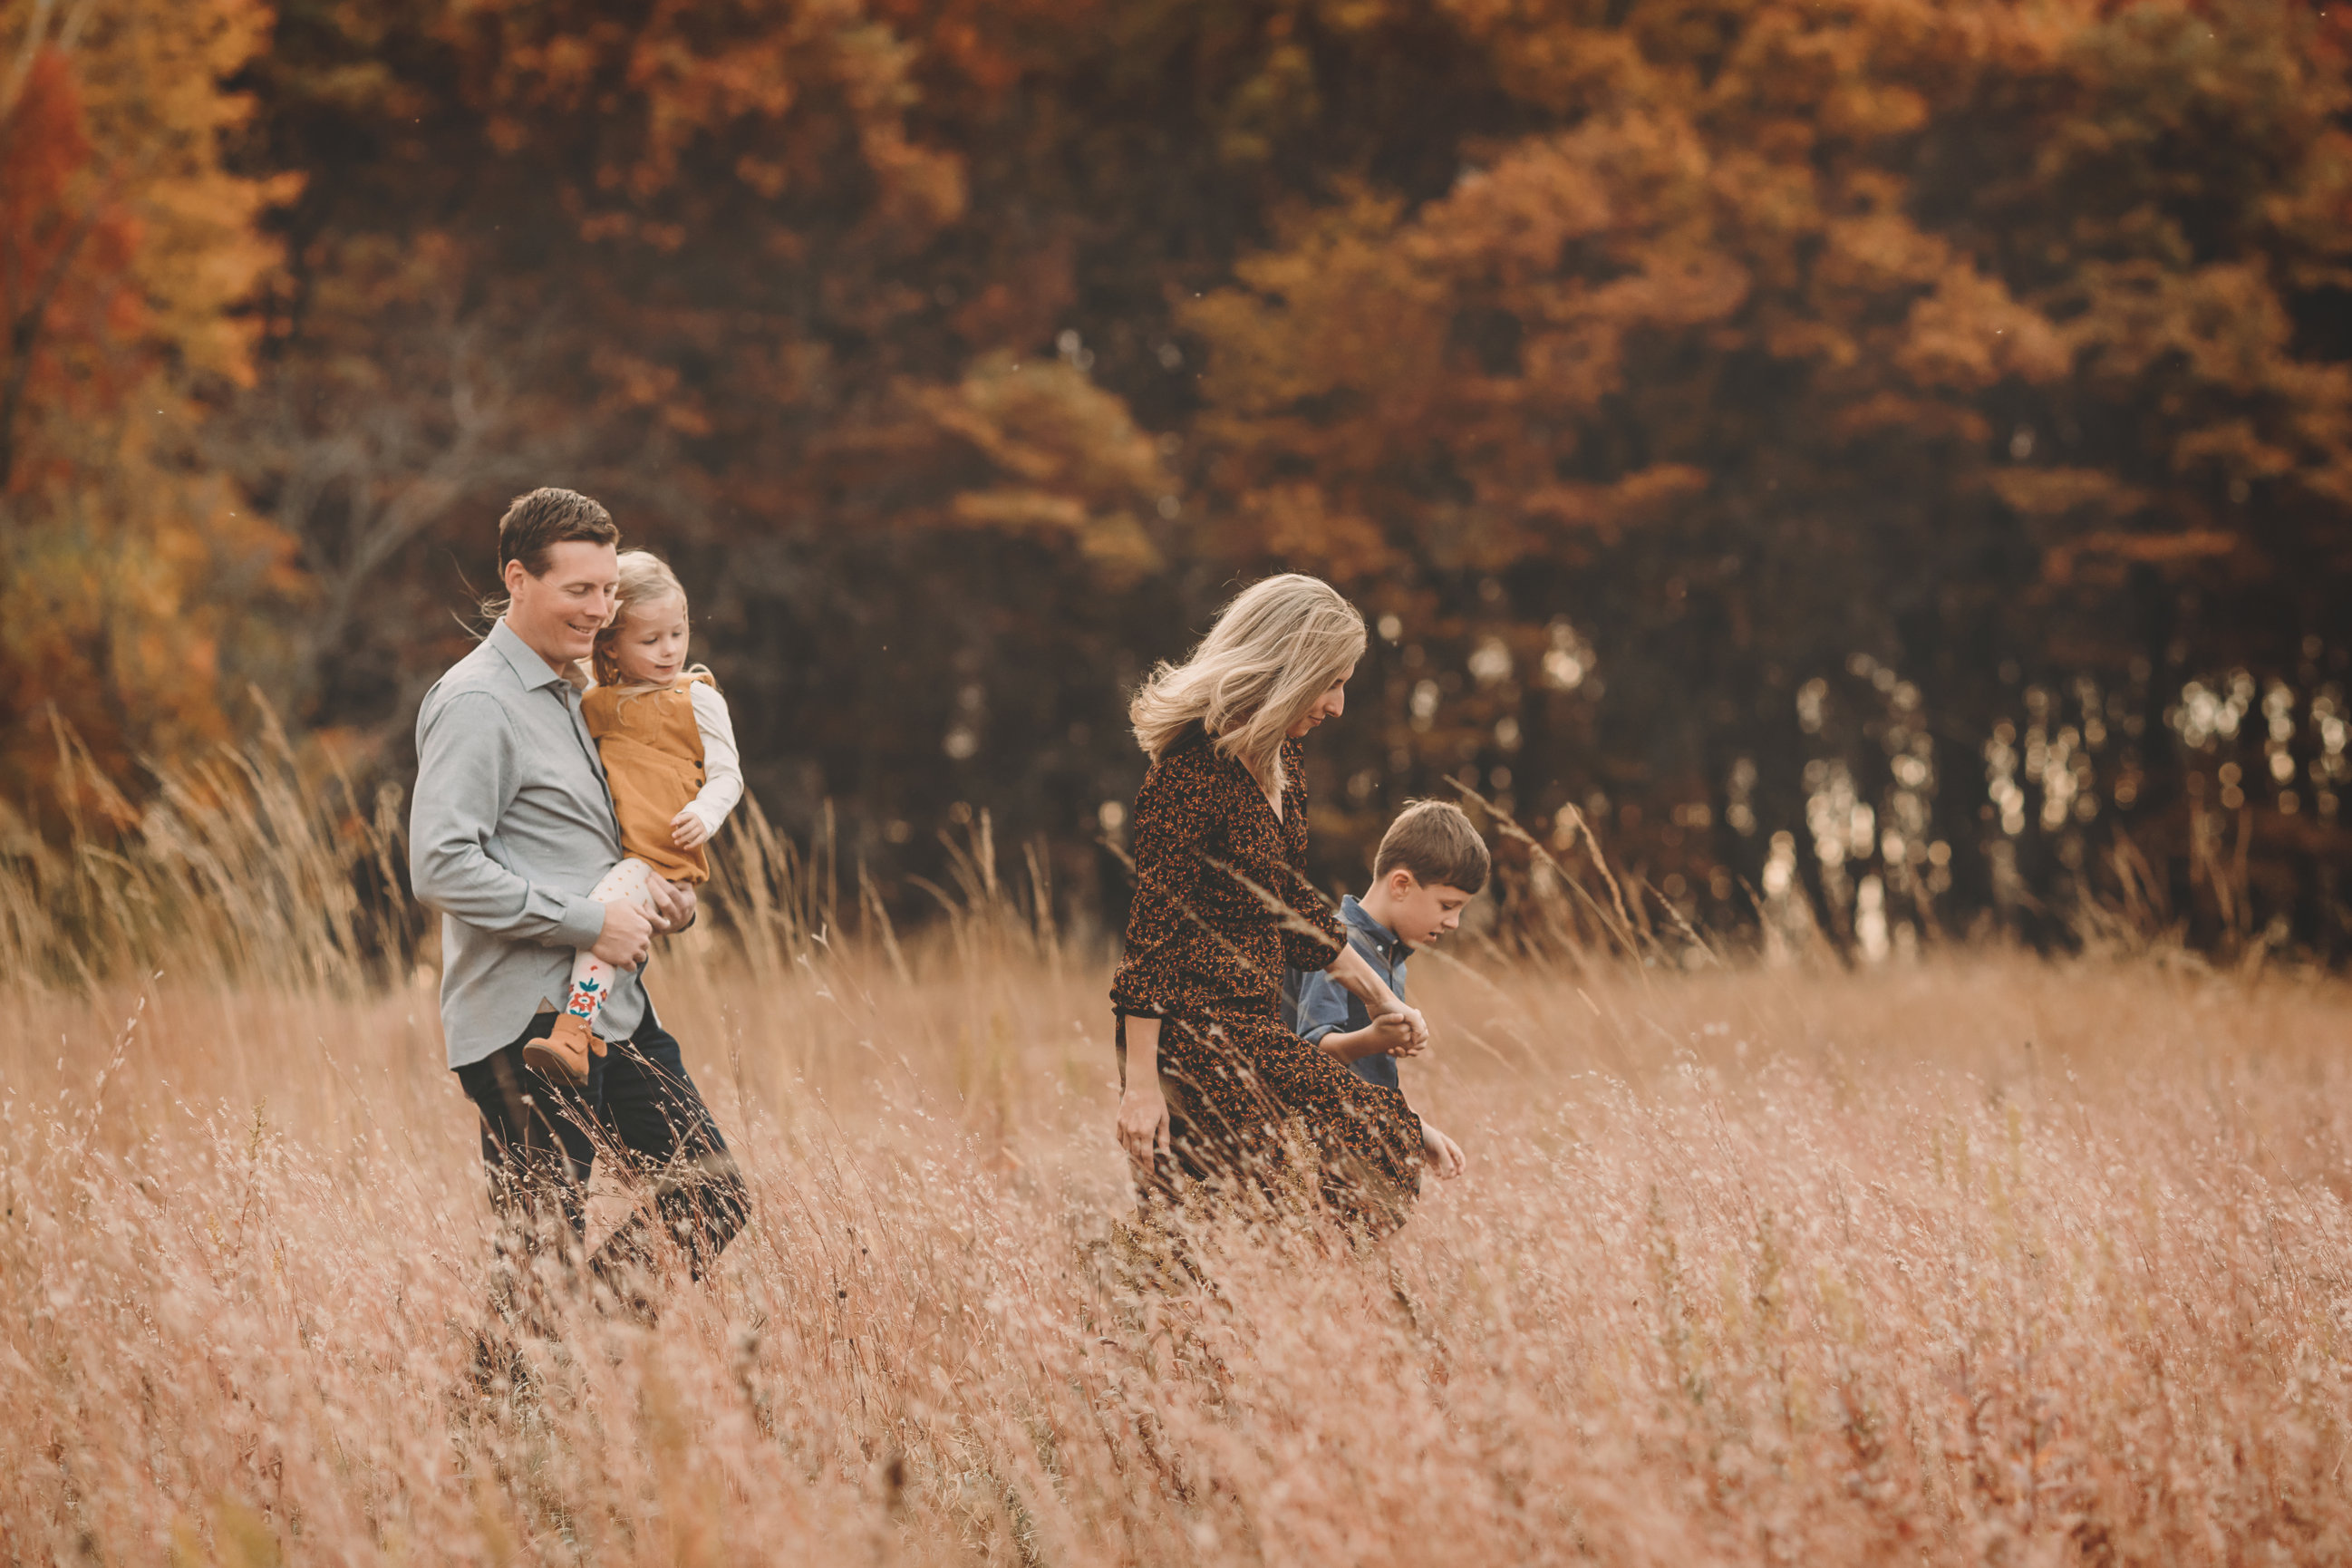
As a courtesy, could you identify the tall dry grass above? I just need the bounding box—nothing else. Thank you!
[5,734,2352,1564]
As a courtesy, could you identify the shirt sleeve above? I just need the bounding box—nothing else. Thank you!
[1292,958,1357,1045]
[1108,747,1214,1017]
[682,682,745,836]
[410,690,608,950]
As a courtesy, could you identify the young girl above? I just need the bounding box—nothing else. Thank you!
[524,550,743,1082]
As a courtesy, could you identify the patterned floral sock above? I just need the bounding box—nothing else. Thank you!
[561,858,658,1033]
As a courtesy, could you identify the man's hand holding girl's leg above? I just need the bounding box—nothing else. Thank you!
[644,874,696,934]
[592,897,655,968]
[588,866,695,967]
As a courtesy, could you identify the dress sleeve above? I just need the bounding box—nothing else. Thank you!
[1276,739,1345,972]
[1108,747,1214,1017]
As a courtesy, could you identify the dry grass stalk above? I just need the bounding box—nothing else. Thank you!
[5,740,2352,1563]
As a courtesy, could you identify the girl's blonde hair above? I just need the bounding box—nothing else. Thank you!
[1129,574,1366,791]
[591,549,705,688]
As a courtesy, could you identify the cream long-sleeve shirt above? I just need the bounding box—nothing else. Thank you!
[678,681,744,837]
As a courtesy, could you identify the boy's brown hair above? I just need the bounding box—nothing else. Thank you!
[498,487,617,576]
[1373,799,1490,895]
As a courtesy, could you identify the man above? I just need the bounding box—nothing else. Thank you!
[410,487,747,1330]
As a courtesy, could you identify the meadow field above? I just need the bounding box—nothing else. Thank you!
[5,769,2352,1566]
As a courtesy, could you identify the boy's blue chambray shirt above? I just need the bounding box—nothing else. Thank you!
[410,617,648,1068]
[1284,895,1411,1091]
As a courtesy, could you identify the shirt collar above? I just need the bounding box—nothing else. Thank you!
[489,617,587,693]
[1340,894,1412,963]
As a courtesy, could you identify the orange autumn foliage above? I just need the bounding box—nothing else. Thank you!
[1191,0,2352,603]
[1,0,301,817]
[1173,0,2352,941]
[6,0,2352,948]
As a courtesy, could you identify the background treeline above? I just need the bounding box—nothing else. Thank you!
[7,0,2352,962]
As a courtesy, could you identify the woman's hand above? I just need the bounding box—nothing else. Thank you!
[1327,946,1430,1053]
[1378,1006,1429,1056]
[1419,1118,1466,1180]
[1118,1080,1170,1166]
[1346,1009,1420,1058]
[1323,1010,1417,1063]
[1117,1013,1171,1167]
[671,808,712,849]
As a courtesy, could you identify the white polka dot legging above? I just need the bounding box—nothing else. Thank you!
[562,857,660,1028]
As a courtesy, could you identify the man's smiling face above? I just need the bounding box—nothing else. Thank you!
[505,540,620,671]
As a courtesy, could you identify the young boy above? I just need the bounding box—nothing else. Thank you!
[1287,799,1489,1178]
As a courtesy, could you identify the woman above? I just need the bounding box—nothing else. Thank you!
[1111,575,1447,1238]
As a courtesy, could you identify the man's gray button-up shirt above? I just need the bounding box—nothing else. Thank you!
[410,617,647,1067]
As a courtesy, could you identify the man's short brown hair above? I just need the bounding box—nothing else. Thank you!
[498,488,617,576]
[1373,799,1489,895]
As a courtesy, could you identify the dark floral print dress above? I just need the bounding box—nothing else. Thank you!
[1112,725,1424,1235]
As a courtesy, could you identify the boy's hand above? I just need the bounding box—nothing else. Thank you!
[1366,1009,1424,1058]
[671,808,711,850]
[1376,1005,1430,1056]
[1419,1119,1466,1180]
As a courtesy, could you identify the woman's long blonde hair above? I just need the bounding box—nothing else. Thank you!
[591,549,710,689]
[1129,574,1366,792]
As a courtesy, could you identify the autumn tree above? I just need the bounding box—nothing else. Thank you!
[0,0,300,816]
[13,0,2350,952]
[1183,0,2352,948]
[224,0,1192,857]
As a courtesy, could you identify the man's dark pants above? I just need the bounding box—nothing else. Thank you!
[454,1007,748,1305]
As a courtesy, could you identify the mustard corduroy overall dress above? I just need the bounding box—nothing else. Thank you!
[583,673,714,885]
